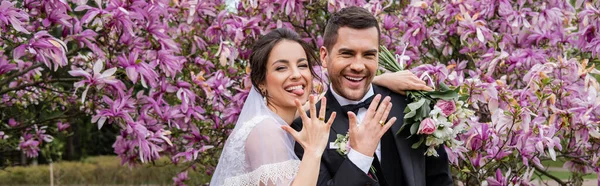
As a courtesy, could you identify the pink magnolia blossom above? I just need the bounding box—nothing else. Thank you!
[13,31,68,71]
[0,1,30,34]
[68,60,120,104]
[173,171,188,186]
[18,138,40,158]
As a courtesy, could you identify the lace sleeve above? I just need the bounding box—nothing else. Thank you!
[223,118,300,186]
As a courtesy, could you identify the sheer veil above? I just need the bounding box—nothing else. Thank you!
[210,87,300,186]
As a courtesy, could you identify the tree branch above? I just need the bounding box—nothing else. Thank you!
[0,78,79,95]
[0,63,45,87]
[533,164,567,186]
[1,115,76,132]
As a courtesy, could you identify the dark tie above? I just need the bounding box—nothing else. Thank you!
[341,95,375,114]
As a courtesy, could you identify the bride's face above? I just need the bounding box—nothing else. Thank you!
[262,40,313,110]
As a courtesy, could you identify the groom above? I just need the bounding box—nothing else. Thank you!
[292,6,453,186]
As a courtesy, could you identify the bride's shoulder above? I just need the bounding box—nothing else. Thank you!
[248,116,284,131]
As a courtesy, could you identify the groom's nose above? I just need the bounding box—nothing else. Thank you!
[348,61,366,73]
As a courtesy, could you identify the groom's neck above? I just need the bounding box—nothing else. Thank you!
[329,83,374,104]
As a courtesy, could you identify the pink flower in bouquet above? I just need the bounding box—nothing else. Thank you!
[435,100,457,117]
[418,118,437,135]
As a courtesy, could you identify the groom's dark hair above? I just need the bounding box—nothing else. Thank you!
[322,6,381,52]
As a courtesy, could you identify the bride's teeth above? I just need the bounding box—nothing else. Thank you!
[285,85,303,91]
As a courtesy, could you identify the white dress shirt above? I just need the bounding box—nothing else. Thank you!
[330,84,381,174]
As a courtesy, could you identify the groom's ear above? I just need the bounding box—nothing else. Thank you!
[319,46,329,68]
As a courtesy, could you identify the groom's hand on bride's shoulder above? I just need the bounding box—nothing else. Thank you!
[373,70,433,95]
[347,94,397,156]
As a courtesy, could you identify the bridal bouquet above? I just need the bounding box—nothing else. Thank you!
[379,45,474,157]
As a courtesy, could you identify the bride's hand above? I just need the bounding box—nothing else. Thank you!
[373,70,433,95]
[283,95,336,157]
[296,91,327,117]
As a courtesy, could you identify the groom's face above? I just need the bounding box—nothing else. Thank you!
[321,27,379,101]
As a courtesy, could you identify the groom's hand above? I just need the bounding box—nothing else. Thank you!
[347,94,397,156]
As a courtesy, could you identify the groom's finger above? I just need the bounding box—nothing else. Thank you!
[380,117,397,136]
[380,103,393,124]
[348,112,357,131]
[372,96,391,126]
[366,94,382,119]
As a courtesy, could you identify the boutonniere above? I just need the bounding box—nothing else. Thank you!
[333,133,350,156]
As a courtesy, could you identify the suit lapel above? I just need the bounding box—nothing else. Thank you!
[325,90,349,135]
[373,85,421,186]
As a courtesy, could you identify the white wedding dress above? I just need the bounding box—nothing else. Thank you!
[210,87,300,186]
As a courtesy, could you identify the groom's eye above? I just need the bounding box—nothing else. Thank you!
[341,53,353,57]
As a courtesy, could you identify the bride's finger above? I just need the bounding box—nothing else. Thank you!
[309,95,317,120]
[294,99,309,122]
[319,97,327,121]
[281,125,300,141]
[326,112,337,128]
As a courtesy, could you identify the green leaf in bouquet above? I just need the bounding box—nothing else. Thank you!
[437,82,452,92]
[419,100,432,119]
[428,89,459,100]
[412,137,425,149]
[405,109,417,119]
[408,98,426,111]
[410,122,419,135]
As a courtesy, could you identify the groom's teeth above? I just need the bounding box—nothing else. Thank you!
[345,76,364,81]
[285,85,303,91]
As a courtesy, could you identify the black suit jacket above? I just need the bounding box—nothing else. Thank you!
[292,85,453,186]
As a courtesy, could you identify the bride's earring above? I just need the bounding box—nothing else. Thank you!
[260,88,268,103]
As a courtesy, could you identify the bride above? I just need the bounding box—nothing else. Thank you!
[210,28,431,186]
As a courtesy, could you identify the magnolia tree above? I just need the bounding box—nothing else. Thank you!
[1,0,600,185]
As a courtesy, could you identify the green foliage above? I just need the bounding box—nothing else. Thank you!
[0,156,210,185]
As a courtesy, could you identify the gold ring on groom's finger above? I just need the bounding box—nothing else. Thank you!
[318,117,325,121]
[379,120,385,126]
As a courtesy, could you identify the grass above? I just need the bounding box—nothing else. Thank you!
[0,156,211,185]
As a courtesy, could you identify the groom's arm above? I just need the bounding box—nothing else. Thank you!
[425,144,454,186]
[291,119,378,186]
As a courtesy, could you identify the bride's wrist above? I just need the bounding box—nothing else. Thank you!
[303,148,323,159]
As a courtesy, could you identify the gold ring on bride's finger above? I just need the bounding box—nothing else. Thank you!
[379,120,385,126]
[318,117,325,121]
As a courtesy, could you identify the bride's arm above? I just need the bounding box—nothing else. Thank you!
[373,70,433,95]
[246,108,331,186]
[290,147,322,186]
[282,96,336,186]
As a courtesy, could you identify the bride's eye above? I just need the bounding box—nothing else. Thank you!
[298,62,309,69]
[276,66,287,71]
